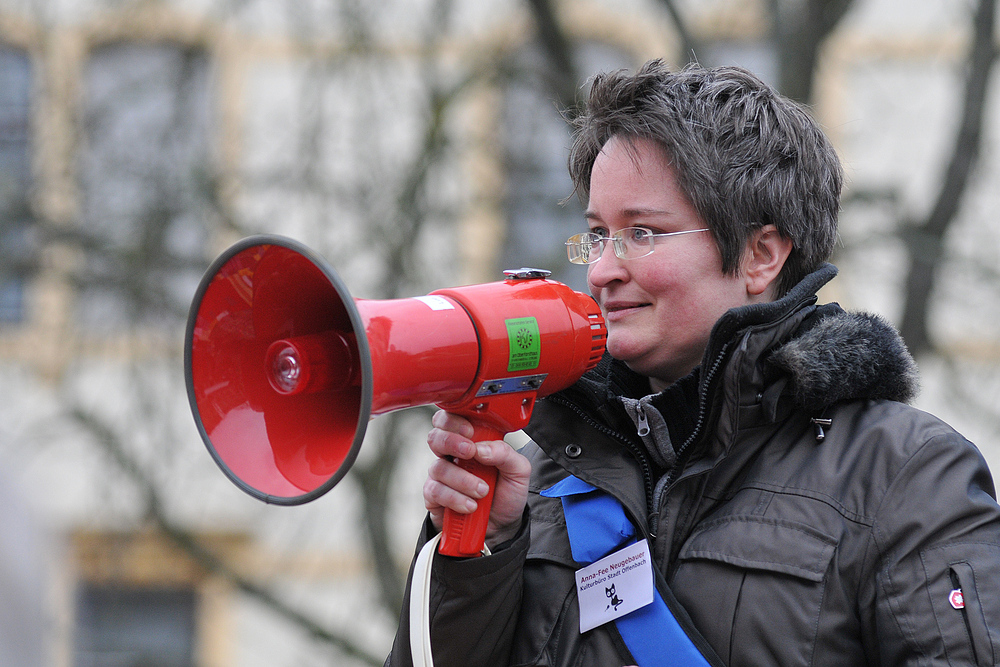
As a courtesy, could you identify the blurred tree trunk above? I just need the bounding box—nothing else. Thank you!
[897,0,997,356]
[770,0,857,104]
[524,0,581,115]
[656,0,856,103]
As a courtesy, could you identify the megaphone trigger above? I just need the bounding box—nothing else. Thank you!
[441,448,499,558]
[185,235,607,557]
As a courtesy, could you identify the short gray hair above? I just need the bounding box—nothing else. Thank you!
[568,60,842,297]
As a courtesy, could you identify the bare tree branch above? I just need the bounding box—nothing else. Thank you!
[346,0,485,616]
[68,406,385,667]
[352,408,434,615]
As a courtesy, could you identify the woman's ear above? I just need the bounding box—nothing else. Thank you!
[744,225,793,298]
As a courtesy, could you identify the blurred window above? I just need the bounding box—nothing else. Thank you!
[74,584,196,667]
[76,42,212,332]
[0,46,33,324]
[499,44,633,293]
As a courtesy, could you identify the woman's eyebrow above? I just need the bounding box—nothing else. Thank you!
[584,207,672,220]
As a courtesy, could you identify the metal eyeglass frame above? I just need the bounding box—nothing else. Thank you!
[565,227,710,264]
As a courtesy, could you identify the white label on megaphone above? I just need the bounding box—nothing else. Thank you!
[415,295,455,311]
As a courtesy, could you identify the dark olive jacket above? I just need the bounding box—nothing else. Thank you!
[387,265,1000,666]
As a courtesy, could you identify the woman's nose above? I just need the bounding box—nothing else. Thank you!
[587,244,629,289]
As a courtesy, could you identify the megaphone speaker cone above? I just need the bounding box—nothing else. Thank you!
[185,236,372,504]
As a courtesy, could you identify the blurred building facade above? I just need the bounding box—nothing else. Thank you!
[0,0,997,665]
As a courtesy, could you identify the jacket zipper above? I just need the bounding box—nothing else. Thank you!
[635,404,651,436]
[654,296,817,553]
[548,394,657,523]
[549,341,733,542]
[654,340,732,538]
[549,336,735,544]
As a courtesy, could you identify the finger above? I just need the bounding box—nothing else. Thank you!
[426,424,476,460]
[423,465,485,516]
[424,477,477,515]
[430,409,475,438]
[427,457,490,504]
[473,439,531,481]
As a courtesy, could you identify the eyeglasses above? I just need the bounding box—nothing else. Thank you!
[565,227,711,264]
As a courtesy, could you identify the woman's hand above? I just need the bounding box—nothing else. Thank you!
[423,410,531,549]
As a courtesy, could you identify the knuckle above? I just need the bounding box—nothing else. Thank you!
[426,427,444,447]
[427,459,448,480]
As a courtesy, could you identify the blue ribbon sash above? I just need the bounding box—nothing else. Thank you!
[541,476,717,667]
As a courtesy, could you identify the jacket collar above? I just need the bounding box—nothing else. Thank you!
[527,264,921,515]
[575,262,918,413]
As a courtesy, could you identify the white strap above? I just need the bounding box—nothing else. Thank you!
[409,532,441,667]
[408,533,492,666]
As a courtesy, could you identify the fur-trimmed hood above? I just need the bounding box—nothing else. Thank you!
[704,262,920,414]
[769,308,920,412]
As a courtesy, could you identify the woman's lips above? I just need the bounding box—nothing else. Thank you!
[602,301,649,322]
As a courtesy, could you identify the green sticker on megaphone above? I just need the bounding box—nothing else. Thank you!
[506,317,541,371]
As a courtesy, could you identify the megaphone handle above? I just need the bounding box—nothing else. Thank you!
[438,423,504,558]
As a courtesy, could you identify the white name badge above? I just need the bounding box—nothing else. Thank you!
[575,539,655,633]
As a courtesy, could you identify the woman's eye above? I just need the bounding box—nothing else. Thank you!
[629,228,651,241]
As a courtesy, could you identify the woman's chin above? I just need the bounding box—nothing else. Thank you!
[605,341,686,387]
[605,340,650,372]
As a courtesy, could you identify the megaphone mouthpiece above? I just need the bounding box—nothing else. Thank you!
[265,332,358,396]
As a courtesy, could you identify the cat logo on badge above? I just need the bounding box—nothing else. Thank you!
[606,584,624,612]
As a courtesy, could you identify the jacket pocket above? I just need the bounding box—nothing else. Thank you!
[672,515,837,665]
[679,515,836,581]
[513,492,624,667]
[921,543,999,666]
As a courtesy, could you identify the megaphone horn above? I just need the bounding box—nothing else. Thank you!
[185,235,607,557]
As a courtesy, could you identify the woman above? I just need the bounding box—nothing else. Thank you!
[387,61,1000,667]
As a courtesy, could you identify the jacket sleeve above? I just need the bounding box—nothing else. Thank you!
[865,426,1000,666]
[385,512,529,667]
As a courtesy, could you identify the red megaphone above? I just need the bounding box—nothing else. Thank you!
[185,235,606,557]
